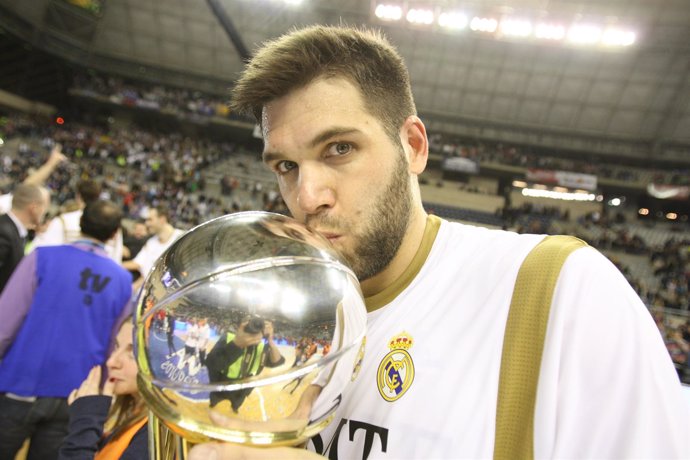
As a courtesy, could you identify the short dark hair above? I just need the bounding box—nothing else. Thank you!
[80,200,123,242]
[230,25,416,141]
[151,204,170,222]
[77,179,102,205]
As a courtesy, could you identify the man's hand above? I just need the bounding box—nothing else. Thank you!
[48,144,67,166]
[263,321,275,342]
[67,366,115,405]
[188,443,325,460]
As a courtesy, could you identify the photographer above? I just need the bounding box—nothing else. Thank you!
[205,316,285,412]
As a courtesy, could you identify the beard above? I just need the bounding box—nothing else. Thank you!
[307,151,412,281]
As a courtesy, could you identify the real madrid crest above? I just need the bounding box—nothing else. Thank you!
[377,332,415,402]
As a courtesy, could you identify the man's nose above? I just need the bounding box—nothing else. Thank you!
[295,164,335,216]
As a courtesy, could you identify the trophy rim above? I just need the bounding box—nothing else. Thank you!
[137,255,360,324]
[137,373,340,446]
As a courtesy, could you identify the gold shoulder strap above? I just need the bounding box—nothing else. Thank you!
[494,235,587,460]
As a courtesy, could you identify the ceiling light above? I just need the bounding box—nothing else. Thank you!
[500,18,532,37]
[521,188,596,201]
[470,16,498,33]
[438,11,468,30]
[602,28,636,47]
[535,23,566,40]
[568,24,602,44]
[407,8,435,25]
[375,3,403,21]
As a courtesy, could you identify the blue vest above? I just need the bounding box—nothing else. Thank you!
[0,245,132,397]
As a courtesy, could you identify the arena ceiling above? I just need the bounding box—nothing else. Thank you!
[1,0,689,161]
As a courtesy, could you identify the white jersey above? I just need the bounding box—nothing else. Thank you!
[0,194,12,214]
[309,216,689,459]
[185,324,201,348]
[133,228,185,277]
[32,209,124,263]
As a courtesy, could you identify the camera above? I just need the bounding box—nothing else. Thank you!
[243,317,265,335]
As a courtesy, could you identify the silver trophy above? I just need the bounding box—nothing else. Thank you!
[133,211,367,457]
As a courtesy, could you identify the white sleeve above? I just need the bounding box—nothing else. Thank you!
[31,216,65,248]
[0,194,12,214]
[535,246,690,459]
[106,228,124,263]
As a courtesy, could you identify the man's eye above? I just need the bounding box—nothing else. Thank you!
[329,143,352,156]
[276,161,297,174]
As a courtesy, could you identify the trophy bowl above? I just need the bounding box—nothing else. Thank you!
[133,211,367,447]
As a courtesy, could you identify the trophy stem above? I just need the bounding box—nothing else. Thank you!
[148,411,186,460]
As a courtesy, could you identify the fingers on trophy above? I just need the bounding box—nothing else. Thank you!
[134,211,367,458]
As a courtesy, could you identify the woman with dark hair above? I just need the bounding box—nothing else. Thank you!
[58,318,147,459]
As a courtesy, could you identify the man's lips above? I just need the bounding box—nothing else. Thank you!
[319,232,341,243]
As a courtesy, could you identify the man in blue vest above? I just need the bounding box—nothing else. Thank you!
[206,316,285,412]
[0,200,133,460]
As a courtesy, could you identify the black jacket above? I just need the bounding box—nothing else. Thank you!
[58,396,148,460]
[0,213,25,294]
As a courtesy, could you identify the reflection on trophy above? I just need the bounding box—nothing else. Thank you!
[133,211,367,458]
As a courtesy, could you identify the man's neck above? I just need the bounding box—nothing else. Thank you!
[76,234,107,247]
[359,207,428,298]
[157,224,176,243]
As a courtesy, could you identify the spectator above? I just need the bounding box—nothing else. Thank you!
[0,200,133,459]
[58,318,147,459]
[0,144,66,214]
[122,219,149,282]
[122,204,185,280]
[0,183,50,293]
[33,179,125,263]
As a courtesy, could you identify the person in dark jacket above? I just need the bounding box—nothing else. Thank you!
[0,183,50,293]
[206,316,285,412]
[59,318,148,460]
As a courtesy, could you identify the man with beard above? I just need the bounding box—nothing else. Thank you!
[189,26,689,460]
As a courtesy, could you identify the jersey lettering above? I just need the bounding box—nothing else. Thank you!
[79,268,112,293]
[311,418,389,460]
[79,267,112,305]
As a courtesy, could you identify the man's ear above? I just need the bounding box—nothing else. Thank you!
[401,116,428,175]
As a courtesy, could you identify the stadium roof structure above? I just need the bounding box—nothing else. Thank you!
[0,0,689,162]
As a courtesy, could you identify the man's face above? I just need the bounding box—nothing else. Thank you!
[29,191,50,229]
[145,210,163,235]
[133,222,148,238]
[261,78,413,281]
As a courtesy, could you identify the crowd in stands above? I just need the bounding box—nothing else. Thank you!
[503,203,690,378]
[2,82,689,385]
[1,113,286,229]
[71,70,690,187]
[429,132,690,186]
[71,71,247,123]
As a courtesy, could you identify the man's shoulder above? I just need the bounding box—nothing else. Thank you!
[437,219,545,251]
[58,209,83,226]
[0,213,14,229]
[0,217,20,242]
